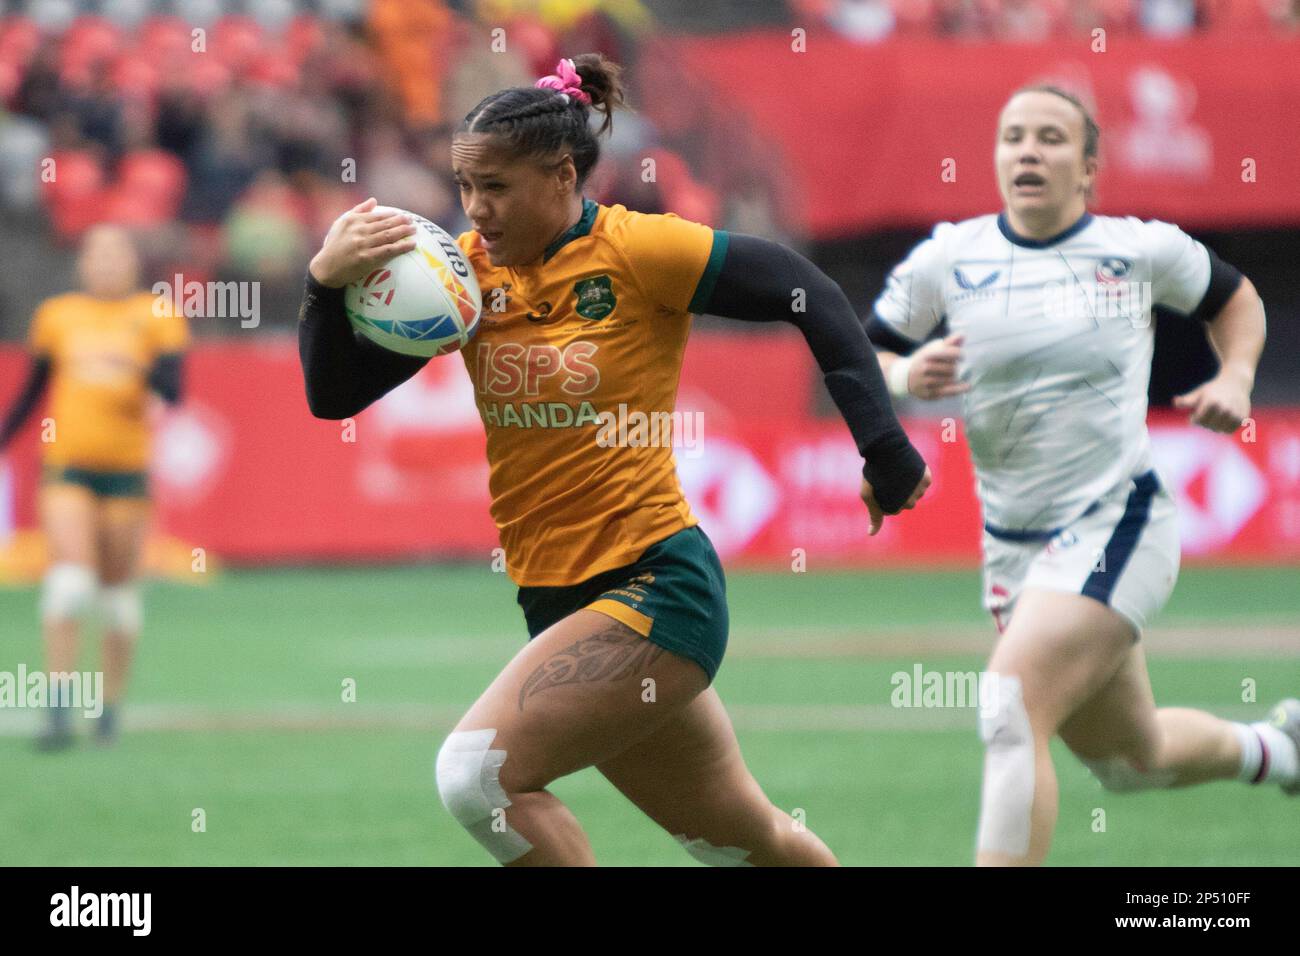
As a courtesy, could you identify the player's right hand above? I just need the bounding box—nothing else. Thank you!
[905,333,970,399]
[308,197,418,289]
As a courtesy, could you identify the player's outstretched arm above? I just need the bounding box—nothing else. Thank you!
[701,233,931,531]
[0,356,50,451]
[1173,276,1266,434]
[298,198,427,420]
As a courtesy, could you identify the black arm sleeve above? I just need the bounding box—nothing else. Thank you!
[864,311,926,356]
[1188,247,1245,324]
[0,356,51,451]
[297,273,430,419]
[700,233,926,513]
[147,353,184,405]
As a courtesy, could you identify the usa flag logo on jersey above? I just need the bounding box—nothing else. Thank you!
[1096,257,1132,283]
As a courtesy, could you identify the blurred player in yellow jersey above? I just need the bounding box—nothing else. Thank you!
[0,225,188,751]
[300,55,930,865]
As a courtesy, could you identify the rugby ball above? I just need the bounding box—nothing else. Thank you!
[344,208,482,358]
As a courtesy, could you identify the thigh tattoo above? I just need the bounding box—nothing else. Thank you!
[518,620,664,712]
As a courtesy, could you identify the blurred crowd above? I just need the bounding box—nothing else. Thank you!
[0,0,733,332]
[0,0,1295,334]
[801,0,1300,42]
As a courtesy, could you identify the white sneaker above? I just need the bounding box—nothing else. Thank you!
[1265,698,1300,796]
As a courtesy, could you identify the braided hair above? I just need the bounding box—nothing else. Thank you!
[457,53,627,189]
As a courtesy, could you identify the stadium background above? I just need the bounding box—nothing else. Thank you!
[0,0,1297,865]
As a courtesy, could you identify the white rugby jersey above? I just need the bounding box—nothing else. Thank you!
[872,212,1215,533]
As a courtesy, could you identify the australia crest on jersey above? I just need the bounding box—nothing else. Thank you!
[573,275,616,320]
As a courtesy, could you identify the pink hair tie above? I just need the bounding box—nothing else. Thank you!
[535,57,591,105]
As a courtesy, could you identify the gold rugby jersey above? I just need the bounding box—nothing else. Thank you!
[456,200,728,586]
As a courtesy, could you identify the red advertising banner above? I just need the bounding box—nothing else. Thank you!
[3,339,1299,566]
[643,34,1300,238]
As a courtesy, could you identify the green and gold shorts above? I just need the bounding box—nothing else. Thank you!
[43,465,149,499]
[516,525,729,681]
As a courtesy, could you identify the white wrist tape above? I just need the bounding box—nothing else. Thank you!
[887,355,913,399]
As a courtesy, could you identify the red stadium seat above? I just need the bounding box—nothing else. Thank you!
[284,15,325,65]
[211,15,265,74]
[42,149,103,203]
[0,58,20,103]
[42,149,106,240]
[0,15,42,68]
[57,57,96,94]
[59,16,126,85]
[111,50,161,100]
[138,15,192,60]
[100,180,171,227]
[61,16,122,65]
[247,48,299,90]
[117,150,188,214]
[183,56,233,98]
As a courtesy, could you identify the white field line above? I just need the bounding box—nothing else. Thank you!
[0,701,1270,737]
[1,625,1289,737]
[330,623,1300,666]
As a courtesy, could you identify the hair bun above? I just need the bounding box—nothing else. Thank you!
[567,53,627,134]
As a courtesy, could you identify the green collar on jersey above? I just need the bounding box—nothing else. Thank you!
[542,198,599,263]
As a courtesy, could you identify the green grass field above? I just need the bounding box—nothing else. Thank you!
[1,565,1296,866]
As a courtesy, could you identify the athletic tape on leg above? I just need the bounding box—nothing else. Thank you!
[100,585,143,635]
[435,729,532,864]
[976,672,1034,857]
[674,834,754,867]
[40,563,97,622]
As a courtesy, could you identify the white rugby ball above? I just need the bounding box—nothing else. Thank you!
[344,208,482,358]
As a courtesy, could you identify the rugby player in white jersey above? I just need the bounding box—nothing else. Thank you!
[866,85,1297,866]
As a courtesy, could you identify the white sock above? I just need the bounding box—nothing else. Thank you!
[1232,723,1263,782]
[1233,722,1299,785]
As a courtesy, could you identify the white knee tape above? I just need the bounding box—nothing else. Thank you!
[976,673,1035,857]
[100,585,143,635]
[40,563,97,622]
[1083,757,1174,793]
[674,834,754,867]
[435,729,533,864]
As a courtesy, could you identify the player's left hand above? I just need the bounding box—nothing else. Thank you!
[860,466,932,536]
[1173,372,1252,434]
